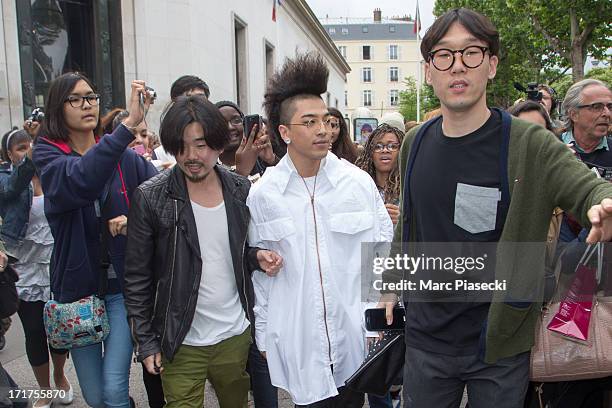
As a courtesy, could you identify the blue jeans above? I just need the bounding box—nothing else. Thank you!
[367,392,392,407]
[71,293,133,408]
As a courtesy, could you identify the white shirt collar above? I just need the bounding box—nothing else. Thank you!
[274,151,343,194]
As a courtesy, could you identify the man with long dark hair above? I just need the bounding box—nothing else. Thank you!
[123,95,281,408]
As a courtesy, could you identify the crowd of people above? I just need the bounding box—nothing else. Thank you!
[1,6,611,408]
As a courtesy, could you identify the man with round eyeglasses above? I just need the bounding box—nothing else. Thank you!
[378,8,612,408]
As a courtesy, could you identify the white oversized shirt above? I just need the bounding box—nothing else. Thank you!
[247,152,393,405]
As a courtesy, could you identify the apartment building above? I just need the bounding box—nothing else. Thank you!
[322,8,421,124]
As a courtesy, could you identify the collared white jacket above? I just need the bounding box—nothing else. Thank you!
[247,152,393,405]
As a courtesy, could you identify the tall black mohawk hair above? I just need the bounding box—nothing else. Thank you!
[263,52,329,143]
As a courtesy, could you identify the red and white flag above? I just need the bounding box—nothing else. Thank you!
[272,0,276,22]
[272,0,282,22]
[414,0,421,34]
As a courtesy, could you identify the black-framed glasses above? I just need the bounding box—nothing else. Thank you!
[373,142,400,153]
[284,118,336,130]
[577,102,612,114]
[64,94,100,108]
[428,46,489,71]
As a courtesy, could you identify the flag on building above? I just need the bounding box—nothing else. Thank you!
[414,0,421,34]
[272,0,281,22]
[272,0,276,22]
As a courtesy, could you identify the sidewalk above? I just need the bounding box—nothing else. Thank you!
[3,315,473,407]
[0,315,295,407]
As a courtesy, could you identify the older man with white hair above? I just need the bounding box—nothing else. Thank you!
[561,79,612,176]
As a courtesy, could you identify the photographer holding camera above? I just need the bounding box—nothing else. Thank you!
[32,73,157,408]
[514,82,559,126]
[23,108,45,138]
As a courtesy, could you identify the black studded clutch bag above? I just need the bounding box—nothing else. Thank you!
[346,331,406,396]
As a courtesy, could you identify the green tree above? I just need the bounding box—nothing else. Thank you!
[399,76,440,121]
[511,0,612,82]
[550,67,610,106]
[399,77,419,121]
[421,82,440,115]
[585,67,612,85]
[552,74,574,104]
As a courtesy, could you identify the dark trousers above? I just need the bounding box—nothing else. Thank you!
[247,343,278,408]
[403,346,530,408]
[17,300,68,366]
[141,363,165,408]
[295,386,364,408]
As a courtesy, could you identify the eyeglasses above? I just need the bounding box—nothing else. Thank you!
[577,102,612,114]
[64,94,100,108]
[284,118,336,130]
[428,46,489,71]
[373,142,400,153]
[229,117,243,126]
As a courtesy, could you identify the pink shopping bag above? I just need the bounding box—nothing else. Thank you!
[547,244,600,341]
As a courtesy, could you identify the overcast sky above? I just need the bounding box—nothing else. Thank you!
[306,0,436,32]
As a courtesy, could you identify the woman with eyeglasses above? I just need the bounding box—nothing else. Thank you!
[32,73,157,408]
[355,123,406,407]
[327,107,358,163]
[356,123,404,225]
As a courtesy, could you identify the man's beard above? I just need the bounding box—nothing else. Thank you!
[184,172,209,183]
[181,161,211,183]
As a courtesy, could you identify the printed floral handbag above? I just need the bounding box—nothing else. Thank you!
[44,295,110,349]
[43,194,113,350]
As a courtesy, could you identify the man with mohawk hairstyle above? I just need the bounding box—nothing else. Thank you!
[246,52,393,407]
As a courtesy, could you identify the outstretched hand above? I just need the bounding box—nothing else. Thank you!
[586,198,612,243]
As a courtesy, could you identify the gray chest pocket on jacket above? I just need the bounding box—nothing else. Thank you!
[454,183,501,234]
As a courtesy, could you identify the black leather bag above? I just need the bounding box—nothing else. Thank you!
[0,264,19,319]
[346,331,406,396]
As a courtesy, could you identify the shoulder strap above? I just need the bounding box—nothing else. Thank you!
[401,116,442,243]
[496,108,512,223]
[97,180,114,298]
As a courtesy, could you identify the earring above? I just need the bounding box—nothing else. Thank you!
[284,139,291,144]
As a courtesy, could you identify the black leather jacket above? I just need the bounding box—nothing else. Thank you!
[124,165,259,362]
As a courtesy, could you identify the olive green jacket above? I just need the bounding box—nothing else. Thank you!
[391,116,612,363]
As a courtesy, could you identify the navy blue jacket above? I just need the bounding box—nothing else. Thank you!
[0,157,36,248]
[33,125,157,303]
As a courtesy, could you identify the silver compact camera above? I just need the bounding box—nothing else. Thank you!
[140,86,157,106]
